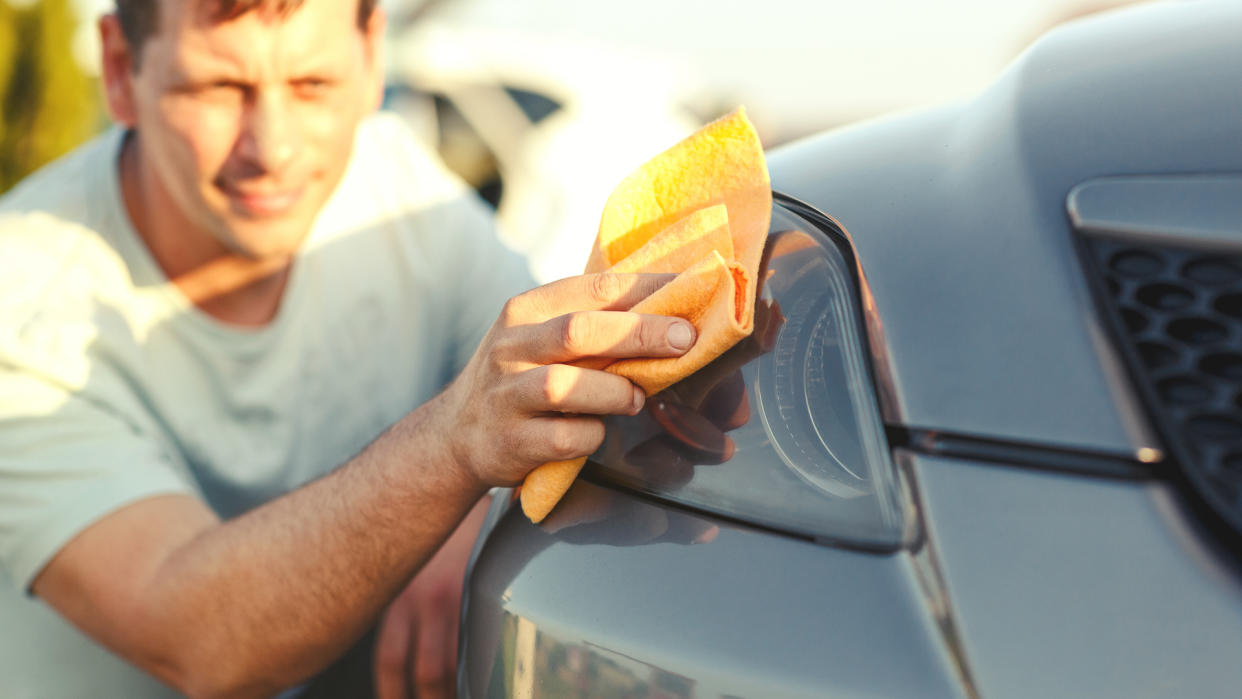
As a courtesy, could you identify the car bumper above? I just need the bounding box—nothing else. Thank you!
[461,452,1242,698]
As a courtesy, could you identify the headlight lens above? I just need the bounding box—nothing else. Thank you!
[583,198,911,550]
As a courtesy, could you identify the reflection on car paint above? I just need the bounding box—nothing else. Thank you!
[490,615,696,699]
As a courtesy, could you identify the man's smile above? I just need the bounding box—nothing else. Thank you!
[217,180,306,217]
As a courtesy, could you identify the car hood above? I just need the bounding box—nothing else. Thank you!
[768,1,1242,456]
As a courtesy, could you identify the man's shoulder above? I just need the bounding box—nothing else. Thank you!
[1,129,119,221]
[0,128,126,267]
[0,130,134,334]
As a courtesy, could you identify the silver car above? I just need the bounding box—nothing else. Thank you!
[458,3,1242,697]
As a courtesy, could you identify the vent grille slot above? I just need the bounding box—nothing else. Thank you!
[1083,236,1242,536]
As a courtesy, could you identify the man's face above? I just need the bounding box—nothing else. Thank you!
[110,0,383,261]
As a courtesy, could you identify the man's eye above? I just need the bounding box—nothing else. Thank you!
[190,81,245,100]
[293,79,333,98]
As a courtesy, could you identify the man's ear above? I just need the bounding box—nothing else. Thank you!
[362,6,387,113]
[98,13,139,127]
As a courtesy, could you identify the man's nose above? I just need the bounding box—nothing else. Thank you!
[238,90,299,173]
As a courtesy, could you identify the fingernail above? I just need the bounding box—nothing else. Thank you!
[632,385,645,414]
[667,322,694,350]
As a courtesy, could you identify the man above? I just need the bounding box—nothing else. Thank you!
[0,0,696,696]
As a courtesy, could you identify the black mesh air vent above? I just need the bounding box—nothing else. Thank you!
[1082,237,1242,537]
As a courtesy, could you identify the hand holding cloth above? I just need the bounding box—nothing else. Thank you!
[519,108,772,522]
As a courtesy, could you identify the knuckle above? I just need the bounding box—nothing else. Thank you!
[491,331,531,366]
[545,364,578,406]
[499,298,517,324]
[587,273,620,302]
[583,418,606,450]
[491,333,516,361]
[538,365,561,405]
[635,317,659,352]
[559,312,590,355]
[548,422,582,459]
[499,296,525,326]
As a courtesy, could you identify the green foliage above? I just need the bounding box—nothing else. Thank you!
[0,0,103,193]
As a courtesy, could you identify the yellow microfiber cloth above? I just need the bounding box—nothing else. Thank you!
[520,108,772,523]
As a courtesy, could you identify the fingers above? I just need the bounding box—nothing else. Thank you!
[373,595,412,699]
[504,273,678,323]
[449,273,693,487]
[517,416,606,465]
[512,364,645,416]
[502,311,695,365]
[412,601,455,699]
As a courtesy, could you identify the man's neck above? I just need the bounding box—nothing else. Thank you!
[118,133,292,328]
[166,255,292,327]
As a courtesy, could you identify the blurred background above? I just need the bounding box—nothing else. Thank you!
[2,0,1148,280]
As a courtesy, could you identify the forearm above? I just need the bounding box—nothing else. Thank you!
[128,397,485,696]
[37,273,694,698]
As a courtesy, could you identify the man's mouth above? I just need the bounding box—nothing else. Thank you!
[218,182,306,217]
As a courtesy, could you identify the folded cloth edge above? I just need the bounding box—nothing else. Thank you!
[520,250,747,522]
[520,108,770,524]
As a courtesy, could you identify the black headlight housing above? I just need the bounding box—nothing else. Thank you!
[582,194,913,551]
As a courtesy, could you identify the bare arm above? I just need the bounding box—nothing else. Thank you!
[32,273,692,698]
[36,394,483,698]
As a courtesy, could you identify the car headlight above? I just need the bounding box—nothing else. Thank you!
[583,195,913,550]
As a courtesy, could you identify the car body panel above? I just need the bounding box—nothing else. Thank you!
[912,452,1242,698]
[768,1,1242,456]
[463,482,966,698]
[460,3,1242,697]
[464,449,1242,698]
[1067,176,1242,252]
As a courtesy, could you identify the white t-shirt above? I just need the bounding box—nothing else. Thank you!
[0,113,534,696]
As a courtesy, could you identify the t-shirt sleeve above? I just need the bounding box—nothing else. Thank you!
[0,366,192,592]
[449,196,537,376]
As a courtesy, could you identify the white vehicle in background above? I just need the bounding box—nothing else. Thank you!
[385,21,702,282]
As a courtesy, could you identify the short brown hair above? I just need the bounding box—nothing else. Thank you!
[115,0,378,57]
